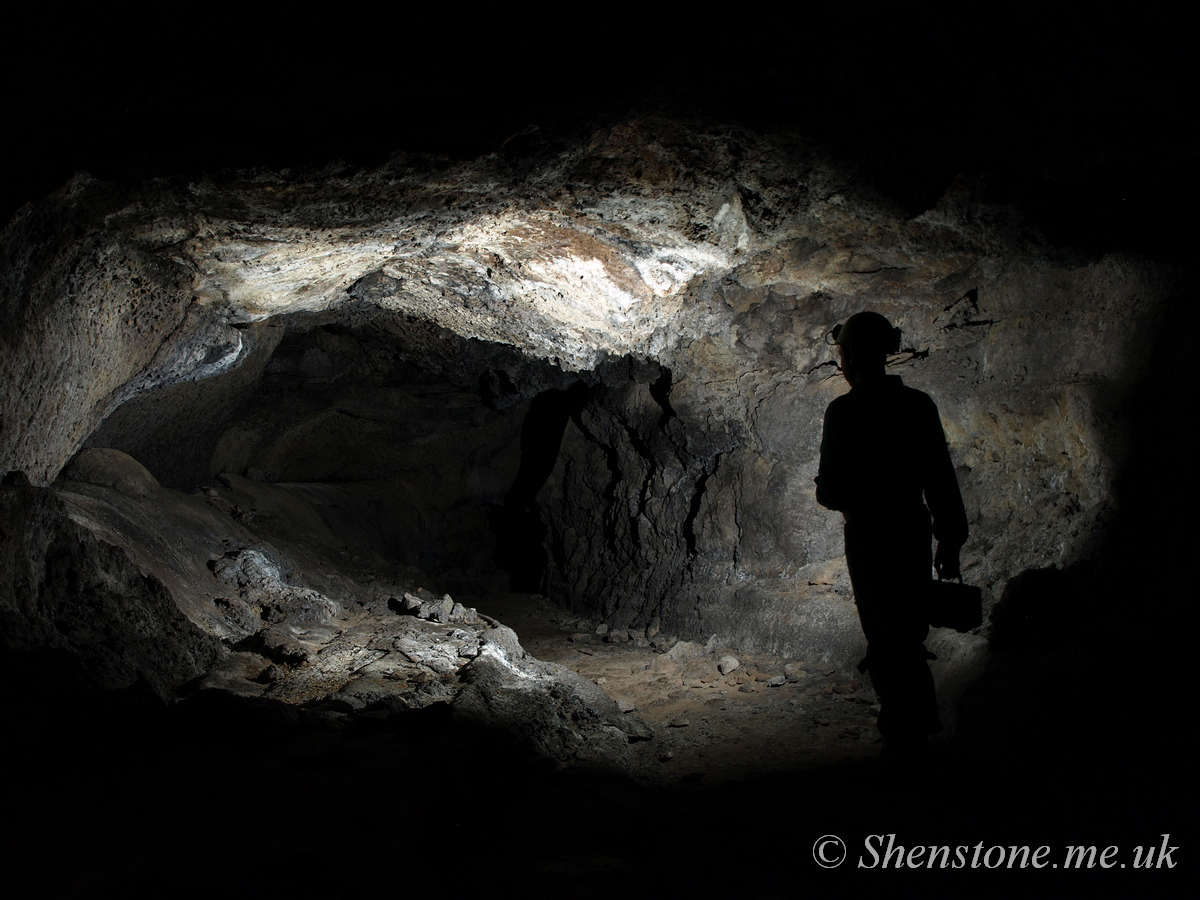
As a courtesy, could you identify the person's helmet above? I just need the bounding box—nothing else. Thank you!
[829,311,901,356]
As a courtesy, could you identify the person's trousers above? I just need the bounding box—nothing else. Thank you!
[844,517,941,742]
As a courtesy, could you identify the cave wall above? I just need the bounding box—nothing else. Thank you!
[0,477,225,696]
[0,177,198,485]
[0,113,1187,676]
[535,225,1172,661]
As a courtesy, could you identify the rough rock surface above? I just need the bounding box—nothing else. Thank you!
[3,115,1182,676]
[0,480,224,697]
[0,449,652,772]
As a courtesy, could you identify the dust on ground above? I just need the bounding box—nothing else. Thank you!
[475,592,883,782]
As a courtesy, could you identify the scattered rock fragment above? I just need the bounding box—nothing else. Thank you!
[783,663,806,682]
[717,655,739,675]
[398,591,479,624]
[400,593,422,614]
[664,640,705,661]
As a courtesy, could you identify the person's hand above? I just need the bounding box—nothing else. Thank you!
[934,542,961,580]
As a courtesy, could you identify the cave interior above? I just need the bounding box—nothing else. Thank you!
[1,13,1193,894]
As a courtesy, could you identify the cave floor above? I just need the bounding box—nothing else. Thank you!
[473,592,883,785]
[8,589,1178,897]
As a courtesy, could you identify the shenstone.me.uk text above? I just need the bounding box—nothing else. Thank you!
[856,834,1178,869]
[811,834,1179,869]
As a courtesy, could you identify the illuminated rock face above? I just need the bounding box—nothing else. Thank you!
[0,112,1184,689]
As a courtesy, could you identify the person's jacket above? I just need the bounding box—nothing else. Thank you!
[815,375,968,547]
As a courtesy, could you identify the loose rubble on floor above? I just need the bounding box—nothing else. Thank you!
[191,545,880,782]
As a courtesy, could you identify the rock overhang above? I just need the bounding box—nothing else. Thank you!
[142,144,776,374]
[185,208,736,370]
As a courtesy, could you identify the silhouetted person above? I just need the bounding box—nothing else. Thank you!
[815,311,968,762]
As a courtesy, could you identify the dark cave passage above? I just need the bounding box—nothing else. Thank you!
[82,318,593,589]
[491,381,590,592]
